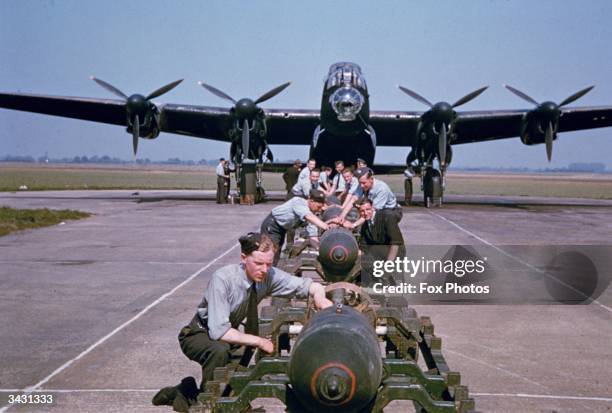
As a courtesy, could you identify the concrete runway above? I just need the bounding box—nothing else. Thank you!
[0,190,611,413]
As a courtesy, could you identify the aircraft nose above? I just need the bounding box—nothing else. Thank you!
[329,86,364,121]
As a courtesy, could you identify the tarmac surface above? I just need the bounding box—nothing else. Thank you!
[0,190,611,413]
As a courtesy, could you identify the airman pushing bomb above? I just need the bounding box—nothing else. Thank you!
[152,232,332,412]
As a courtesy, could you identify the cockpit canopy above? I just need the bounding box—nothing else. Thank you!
[326,62,367,90]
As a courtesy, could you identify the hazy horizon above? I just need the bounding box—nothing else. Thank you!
[1,1,611,169]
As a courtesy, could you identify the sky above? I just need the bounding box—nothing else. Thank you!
[1,0,612,168]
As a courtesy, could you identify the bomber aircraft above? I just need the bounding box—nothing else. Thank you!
[1,61,612,206]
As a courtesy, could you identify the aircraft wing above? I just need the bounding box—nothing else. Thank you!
[0,92,127,126]
[161,105,320,144]
[368,111,422,146]
[264,109,321,145]
[2,92,612,147]
[158,103,232,141]
[369,107,612,146]
[454,107,612,144]
[0,92,237,141]
[0,91,321,144]
[367,110,536,146]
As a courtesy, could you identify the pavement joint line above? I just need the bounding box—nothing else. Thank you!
[443,349,548,390]
[470,392,612,402]
[428,210,612,314]
[0,242,239,413]
[0,389,609,403]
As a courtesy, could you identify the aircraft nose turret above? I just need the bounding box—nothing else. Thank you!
[329,86,364,121]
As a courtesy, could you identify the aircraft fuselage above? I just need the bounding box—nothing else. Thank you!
[311,62,376,167]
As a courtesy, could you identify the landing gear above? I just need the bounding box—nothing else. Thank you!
[255,164,266,203]
[404,178,413,206]
[236,160,266,204]
[232,154,267,204]
[423,167,443,208]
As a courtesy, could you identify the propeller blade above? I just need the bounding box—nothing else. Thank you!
[452,86,489,108]
[398,86,433,108]
[438,124,447,166]
[559,85,595,107]
[198,81,237,104]
[242,119,250,158]
[132,114,140,155]
[146,79,183,100]
[545,122,553,162]
[503,84,539,106]
[90,76,128,100]
[254,82,292,105]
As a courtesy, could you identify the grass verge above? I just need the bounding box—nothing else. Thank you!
[1,164,611,199]
[0,206,91,237]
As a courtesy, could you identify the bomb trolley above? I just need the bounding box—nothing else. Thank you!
[192,228,478,413]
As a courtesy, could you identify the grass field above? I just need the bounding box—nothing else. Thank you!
[1,163,612,199]
[0,206,90,236]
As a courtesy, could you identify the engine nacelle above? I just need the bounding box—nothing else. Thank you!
[126,105,161,139]
[288,305,382,413]
[519,111,558,146]
[130,126,160,140]
[520,128,557,146]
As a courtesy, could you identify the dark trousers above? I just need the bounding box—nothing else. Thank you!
[216,176,227,203]
[178,316,232,389]
[389,206,403,222]
[260,213,286,265]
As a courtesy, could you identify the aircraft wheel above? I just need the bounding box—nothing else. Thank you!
[404,178,413,206]
[255,186,266,203]
[423,168,442,208]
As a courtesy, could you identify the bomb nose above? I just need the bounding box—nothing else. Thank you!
[318,370,350,403]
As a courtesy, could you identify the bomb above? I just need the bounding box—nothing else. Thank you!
[317,227,359,282]
[287,305,382,413]
[321,205,359,222]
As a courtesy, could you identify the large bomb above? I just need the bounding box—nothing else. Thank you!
[321,205,359,222]
[287,305,382,413]
[317,227,359,282]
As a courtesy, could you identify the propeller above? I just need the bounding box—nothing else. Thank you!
[438,123,447,168]
[198,82,236,104]
[133,115,140,155]
[198,81,291,159]
[398,85,488,165]
[242,119,249,160]
[503,84,594,161]
[91,77,183,155]
[545,122,553,162]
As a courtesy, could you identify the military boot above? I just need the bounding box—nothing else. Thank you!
[152,385,178,406]
[152,376,199,410]
[172,376,199,413]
